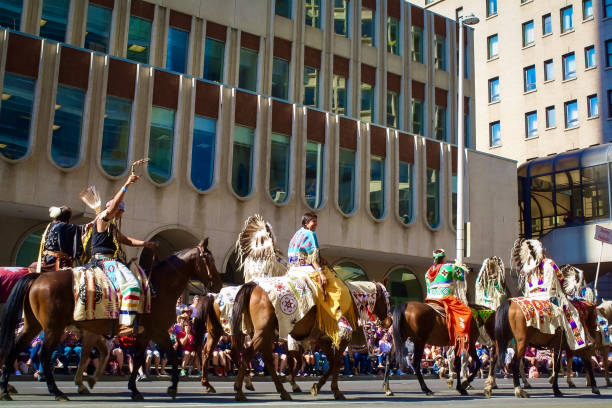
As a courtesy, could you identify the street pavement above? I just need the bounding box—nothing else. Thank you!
[2,376,611,407]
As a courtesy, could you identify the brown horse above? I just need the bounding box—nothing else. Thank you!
[229,281,390,401]
[391,301,481,396]
[0,238,222,401]
[494,299,600,398]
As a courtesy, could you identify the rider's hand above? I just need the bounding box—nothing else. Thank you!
[126,174,139,185]
[144,241,158,249]
[319,272,328,287]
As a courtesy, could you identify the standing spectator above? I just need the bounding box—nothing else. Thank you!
[189,295,201,319]
[504,347,515,378]
[176,295,186,316]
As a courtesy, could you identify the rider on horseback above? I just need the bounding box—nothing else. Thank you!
[91,174,157,336]
[36,206,88,272]
[425,249,472,354]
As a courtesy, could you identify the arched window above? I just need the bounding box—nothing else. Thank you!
[338,117,357,214]
[398,132,415,224]
[305,140,324,209]
[369,126,387,219]
[269,100,293,204]
[386,267,422,305]
[426,141,441,228]
[15,228,44,267]
[333,261,368,282]
[191,115,216,190]
[232,125,255,197]
[51,84,85,168]
[148,106,176,183]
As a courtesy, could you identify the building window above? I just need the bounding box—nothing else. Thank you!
[544,59,554,81]
[609,90,612,118]
[305,140,324,209]
[561,5,574,32]
[582,165,611,222]
[562,52,576,80]
[232,125,255,197]
[303,66,319,107]
[606,40,612,67]
[488,77,500,102]
[15,228,45,266]
[0,73,36,160]
[332,74,347,115]
[451,173,458,228]
[127,16,152,64]
[275,0,292,19]
[487,0,497,17]
[583,0,593,19]
[522,20,534,46]
[85,2,112,53]
[338,147,356,214]
[524,65,536,92]
[605,0,612,18]
[434,35,446,70]
[370,155,385,219]
[587,94,599,117]
[361,5,375,46]
[386,268,422,304]
[148,106,176,184]
[305,0,321,29]
[542,13,552,35]
[0,0,22,30]
[203,38,225,83]
[40,0,69,42]
[239,47,258,92]
[387,90,399,128]
[166,27,189,74]
[426,168,440,228]
[334,0,349,37]
[101,95,132,176]
[564,100,578,128]
[269,133,290,203]
[412,98,424,135]
[585,45,596,68]
[489,121,500,147]
[434,105,446,141]
[272,57,289,100]
[191,115,216,191]
[360,82,374,123]
[546,105,556,128]
[387,16,400,55]
[398,161,412,224]
[51,85,85,168]
[412,26,424,63]
[333,262,368,282]
[525,111,538,138]
[487,34,498,59]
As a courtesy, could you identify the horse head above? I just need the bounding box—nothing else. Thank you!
[374,282,392,329]
[181,238,222,293]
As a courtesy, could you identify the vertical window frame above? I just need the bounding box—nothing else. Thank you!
[546,105,556,128]
[396,132,416,226]
[564,99,579,128]
[488,77,500,103]
[489,121,501,147]
[587,94,599,118]
[561,5,574,33]
[367,125,388,221]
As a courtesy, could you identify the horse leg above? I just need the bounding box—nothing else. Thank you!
[413,342,433,396]
[200,326,221,393]
[234,343,255,401]
[88,334,110,391]
[564,349,576,388]
[153,331,179,399]
[0,324,39,400]
[446,346,456,388]
[520,359,532,388]
[454,352,468,395]
[551,343,563,397]
[382,351,393,396]
[127,340,147,400]
[484,344,497,398]
[286,350,302,393]
[74,333,93,394]
[329,341,348,400]
[512,340,529,398]
[312,341,334,396]
[580,349,600,395]
[40,330,69,401]
[603,344,611,386]
[463,344,481,391]
[254,332,291,401]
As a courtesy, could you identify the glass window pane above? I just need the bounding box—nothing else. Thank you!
[386,268,422,304]
[370,155,385,219]
[426,168,440,227]
[524,65,536,91]
[412,98,424,135]
[565,100,578,128]
[585,46,596,68]
[387,91,399,128]
[487,0,497,17]
[607,40,612,68]
[360,82,374,123]
[303,66,319,107]
[40,0,69,42]
[522,21,534,46]
[148,106,175,184]
[561,6,573,32]
[452,173,458,228]
[583,0,593,19]
[554,168,581,228]
[232,125,254,197]
[434,105,446,141]
[563,53,576,80]
[204,38,225,83]
[85,3,112,53]
[412,26,424,63]
[127,16,152,64]
[546,106,555,128]
[338,147,356,214]
[582,165,610,222]
[51,85,85,168]
[387,17,399,55]
[525,111,537,138]
[490,121,500,147]
[15,228,45,266]
[542,14,552,35]
[606,0,612,18]
[0,0,22,30]
[0,73,35,160]
[269,133,290,203]
[334,0,349,37]
[305,0,321,28]
[275,0,292,18]
[272,57,289,100]
[166,27,189,74]
[588,94,598,117]
[361,7,374,47]
[101,95,132,176]
[544,60,554,81]
[305,140,324,209]
[434,35,446,70]
[487,34,498,59]
[239,48,258,92]
[333,262,368,282]
[398,161,412,224]
[191,115,216,191]
[489,77,499,102]
[332,74,346,115]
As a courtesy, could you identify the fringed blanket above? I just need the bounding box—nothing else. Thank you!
[216,286,242,335]
[510,297,558,334]
[345,281,377,325]
[72,265,151,322]
[0,267,29,303]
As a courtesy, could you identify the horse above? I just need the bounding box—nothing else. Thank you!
[0,238,222,401]
[229,280,390,401]
[390,300,481,396]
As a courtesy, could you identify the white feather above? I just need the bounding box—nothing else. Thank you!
[49,206,61,219]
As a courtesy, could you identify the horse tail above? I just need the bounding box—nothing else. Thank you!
[0,273,39,352]
[494,299,512,369]
[392,302,408,369]
[231,282,257,352]
[193,294,214,353]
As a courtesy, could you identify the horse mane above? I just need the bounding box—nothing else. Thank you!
[597,300,612,320]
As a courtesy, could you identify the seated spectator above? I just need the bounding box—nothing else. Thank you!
[376,333,392,368]
[301,349,315,376]
[433,355,447,378]
[212,335,232,376]
[106,336,126,376]
[504,347,515,378]
[59,330,82,373]
[250,353,265,376]
[536,348,552,374]
[273,341,287,376]
[314,345,330,374]
[476,343,489,378]
[177,322,196,376]
[524,346,537,371]
[351,344,369,375]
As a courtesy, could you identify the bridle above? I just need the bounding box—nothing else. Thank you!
[193,245,215,293]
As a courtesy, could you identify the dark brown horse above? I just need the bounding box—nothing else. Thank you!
[391,301,481,396]
[0,238,222,401]
[230,281,390,401]
[494,299,600,398]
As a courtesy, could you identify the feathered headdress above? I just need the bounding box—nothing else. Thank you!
[560,265,585,298]
[476,256,505,289]
[79,185,103,214]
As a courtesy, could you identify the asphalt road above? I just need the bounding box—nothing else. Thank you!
[2,377,612,407]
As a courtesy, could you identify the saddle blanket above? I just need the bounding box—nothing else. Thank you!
[345,281,377,325]
[510,297,559,335]
[597,312,610,346]
[0,267,30,303]
[216,285,242,335]
[72,265,151,322]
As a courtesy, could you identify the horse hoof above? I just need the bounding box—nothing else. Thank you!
[554,391,563,398]
[245,384,255,392]
[280,392,292,401]
[523,382,532,389]
[0,393,13,401]
[87,377,96,389]
[310,384,319,396]
[458,389,468,396]
[592,387,601,395]
[514,387,529,398]
[235,393,247,402]
[385,389,394,397]
[55,394,70,402]
[131,392,144,401]
[484,388,492,399]
[7,385,17,394]
[425,390,434,396]
[461,380,469,389]
[568,382,576,389]
[466,385,474,390]
[492,384,498,390]
[446,380,453,389]
[334,392,346,400]
[78,386,90,395]
[606,380,612,387]
[292,385,302,393]
[167,387,177,399]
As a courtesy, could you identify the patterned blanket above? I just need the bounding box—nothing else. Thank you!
[0,267,30,303]
[345,281,377,325]
[216,286,242,334]
[72,265,151,322]
[510,297,559,335]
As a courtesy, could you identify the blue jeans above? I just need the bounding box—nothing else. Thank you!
[353,352,371,374]
[314,352,329,372]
